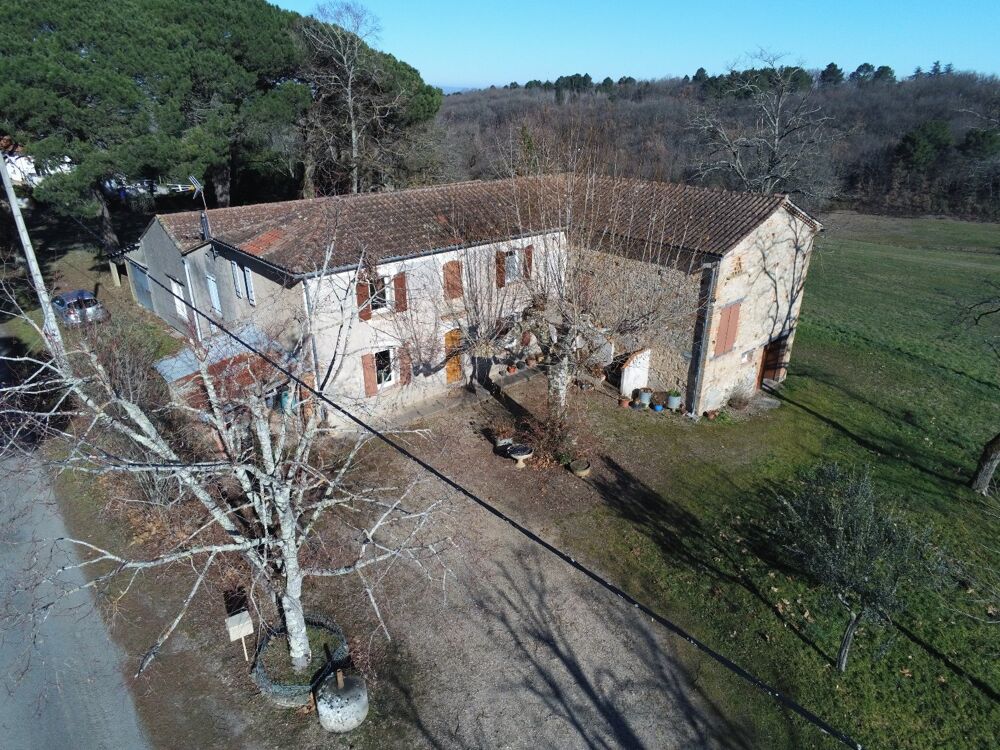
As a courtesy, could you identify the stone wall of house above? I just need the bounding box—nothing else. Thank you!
[578,247,705,394]
[307,230,568,426]
[695,208,817,414]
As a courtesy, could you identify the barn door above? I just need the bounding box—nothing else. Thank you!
[444,328,463,384]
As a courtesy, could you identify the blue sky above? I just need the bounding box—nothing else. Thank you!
[276,0,1000,89]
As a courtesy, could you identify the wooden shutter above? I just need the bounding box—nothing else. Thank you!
[725,302,741,352]
[357,280,371,321]
[361,353,377,396]
[443,260,463,300]
[393,272,408,312]
[397,345,412,386]
[496,250,506,288]
[522,245,533,278]
[714,302,741,356]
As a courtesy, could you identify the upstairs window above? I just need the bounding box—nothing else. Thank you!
[374,348,393,386]
[369,276,389,311]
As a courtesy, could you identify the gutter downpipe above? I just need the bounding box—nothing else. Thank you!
[687,260,720,419]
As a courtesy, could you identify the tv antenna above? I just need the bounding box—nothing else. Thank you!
[190,175,212,240]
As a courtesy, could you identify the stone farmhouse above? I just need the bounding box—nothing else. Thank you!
[126,175,821,420]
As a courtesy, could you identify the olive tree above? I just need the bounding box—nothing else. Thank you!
[775,463,927,672]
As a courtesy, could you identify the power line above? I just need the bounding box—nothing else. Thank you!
[123,256,863,749]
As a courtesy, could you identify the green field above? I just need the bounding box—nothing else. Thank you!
[562,212,1000,748]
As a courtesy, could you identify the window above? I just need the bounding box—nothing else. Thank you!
[231,260,243,298]
[374,348,393,386]
[369,276,389,311]
[504,250,520,283]
[169,278,187,318]
[242,266,256,305]
[206,273,222,314]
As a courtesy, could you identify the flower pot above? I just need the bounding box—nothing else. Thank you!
[515,360,526,370]
[618,397,630,408]
[667,394,682,411]
[637,388,653,407]
[525,357,537,367]
[569,459,591,478]
[652,404,664,412]
[506,365,517,375]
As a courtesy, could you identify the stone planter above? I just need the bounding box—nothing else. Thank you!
[569,459,591,478]
[317,670,369,732]
[667,393,682,411]
[251,614,349,708]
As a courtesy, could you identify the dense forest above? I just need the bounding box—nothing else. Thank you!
[436,60,1000,219]
[0,0,443,249]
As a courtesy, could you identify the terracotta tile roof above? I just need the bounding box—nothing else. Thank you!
[153,176,818,275]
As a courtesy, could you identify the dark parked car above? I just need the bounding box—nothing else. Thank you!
[51,290,110,327]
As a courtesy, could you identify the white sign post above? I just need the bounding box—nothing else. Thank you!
[225,610,254,661]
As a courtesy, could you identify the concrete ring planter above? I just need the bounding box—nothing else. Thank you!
[251,613,350,708]
[569,459,591,478]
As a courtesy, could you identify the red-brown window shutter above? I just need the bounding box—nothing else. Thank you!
[356,280,372,321]
[443,260,463,299]
[393,272,408,312]
[725,302,741,352]
[522,245,533,278]
[495,250,507,288]
[397,345,412,386]
[713,302,741,356]
[361,353,377,396]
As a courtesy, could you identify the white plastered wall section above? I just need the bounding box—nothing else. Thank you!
[695,208,817,414]
[304,230,567,423]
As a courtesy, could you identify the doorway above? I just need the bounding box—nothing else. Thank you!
[444,328,463,384]
[758,335,789,388]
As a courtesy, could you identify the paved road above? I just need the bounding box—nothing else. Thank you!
[0,457,150,750]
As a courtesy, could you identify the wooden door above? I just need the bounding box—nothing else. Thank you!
[758,336,788,387]
[444,328,463,384]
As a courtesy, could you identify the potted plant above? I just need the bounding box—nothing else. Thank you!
[636,387,653,408]
[506,364,518,375]
[618,396,631,408]
[667,389,682,411]
[569,458,592,478]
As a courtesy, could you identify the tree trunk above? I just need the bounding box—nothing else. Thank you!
[209,162,231,208]
[547,353,571,429]
[280,566,311,672]
[93,189,120,251]
[971,430,1000,495]
[837,610,863,673]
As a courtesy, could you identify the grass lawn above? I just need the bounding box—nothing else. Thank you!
[555,212,1000,749]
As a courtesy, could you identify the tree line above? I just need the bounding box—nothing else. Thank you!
[438,57,1000,219]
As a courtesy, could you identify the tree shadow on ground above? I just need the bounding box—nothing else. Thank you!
[895,621,999,705]
[396,548,757,749]
[590,456,835,670]
[769,384,968,490]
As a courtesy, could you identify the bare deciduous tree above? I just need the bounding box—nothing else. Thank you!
[692,51,837,199]
[0,249,448,677]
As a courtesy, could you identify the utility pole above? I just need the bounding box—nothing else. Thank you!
[1,153,68,368]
